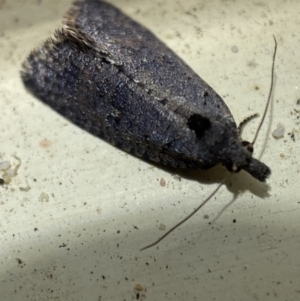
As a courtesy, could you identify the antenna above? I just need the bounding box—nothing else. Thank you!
[140,176,228,251]
[140,37,278,251]
[252,36,277,145]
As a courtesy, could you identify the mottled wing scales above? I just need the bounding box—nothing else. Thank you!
[22,31,207,168]
[63,0,234,123]
[21,0,271,181]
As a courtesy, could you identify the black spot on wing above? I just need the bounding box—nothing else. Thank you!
[187,114,211,139]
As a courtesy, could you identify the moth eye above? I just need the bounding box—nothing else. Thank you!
[187,114,211,139]
[242,140,254,154]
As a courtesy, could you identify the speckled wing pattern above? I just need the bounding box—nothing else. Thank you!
[21,0,271,181]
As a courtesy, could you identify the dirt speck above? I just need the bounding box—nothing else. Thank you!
[272,124,285,139]
[135,283,143,291]
[158,223,166,230]
[231,45,238,53]
[160,178,166,187]
[39,192,49,202]
[39,138,52,148]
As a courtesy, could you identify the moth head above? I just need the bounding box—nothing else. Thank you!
[187,113,271,182]
[224,140,271,182]
[224,140,253,173]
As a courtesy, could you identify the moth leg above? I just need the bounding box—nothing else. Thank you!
[237,113,259,137]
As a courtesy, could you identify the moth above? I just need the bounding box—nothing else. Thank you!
[21,0,273,183]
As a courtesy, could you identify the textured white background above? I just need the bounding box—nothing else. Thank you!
[1,0,299,300]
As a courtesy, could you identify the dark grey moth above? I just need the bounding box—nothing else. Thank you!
[21,0,271,182]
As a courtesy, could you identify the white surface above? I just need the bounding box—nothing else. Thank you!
[1,0,299,300]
